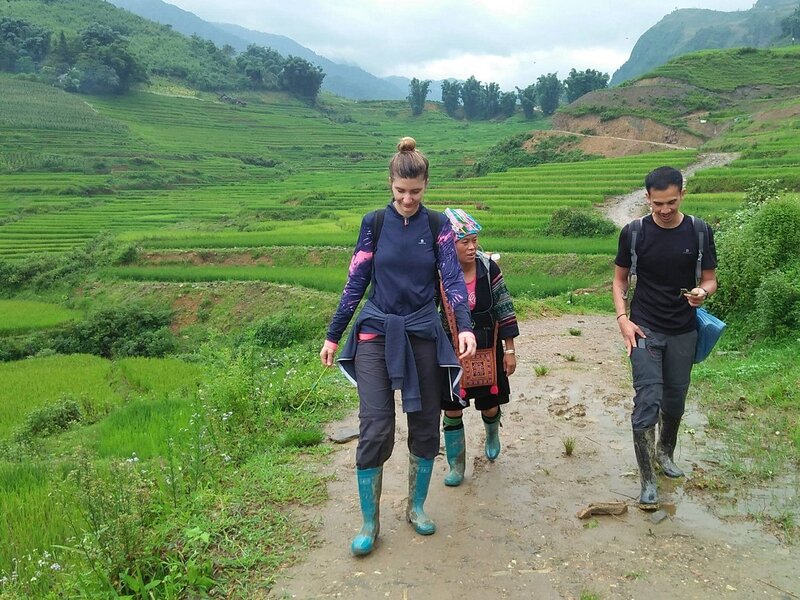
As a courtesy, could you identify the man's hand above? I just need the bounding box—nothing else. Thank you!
[618,315,645,357]
[457,331,477,359]
[683,287,708,308]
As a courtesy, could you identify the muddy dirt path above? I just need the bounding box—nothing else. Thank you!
[603,153,741,228]
[268,315,798,600]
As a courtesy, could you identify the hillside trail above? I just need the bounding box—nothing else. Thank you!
[267,315,798,600]
[548,129,696,150]
[603,153,740,228]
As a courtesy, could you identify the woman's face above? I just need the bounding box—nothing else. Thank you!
[391,175,427,217]
[455,234,478,267]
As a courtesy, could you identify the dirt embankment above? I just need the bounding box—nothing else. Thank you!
[551,113,704,149]
[267,315,799,600]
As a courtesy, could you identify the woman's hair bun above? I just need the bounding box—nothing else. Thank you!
[397,136,417,152]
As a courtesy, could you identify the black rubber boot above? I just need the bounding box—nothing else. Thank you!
[633,427,659,511]
[657,412,685,478]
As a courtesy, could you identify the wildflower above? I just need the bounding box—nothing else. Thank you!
[50,563,62,572]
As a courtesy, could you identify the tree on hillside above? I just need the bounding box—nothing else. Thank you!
[441,79,462,117]
[481,81,501,119]
[516,84,537,119]
[499,91,517,118]
[236,44,284,89]
[0,18,51,72]
[564,68,609,103]
[781,4,800,39]
[407,77,431,115]
[536,73,563,116]
[280,56,325,102]
[461,75,482,119]
[67,23,144,94]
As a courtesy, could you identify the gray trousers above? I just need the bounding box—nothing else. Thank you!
[629,325,697,430]
[354,336,441,469]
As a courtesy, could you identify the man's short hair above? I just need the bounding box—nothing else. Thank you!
[645,166,683,193]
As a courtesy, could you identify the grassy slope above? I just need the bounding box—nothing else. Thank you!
[0,0,239,86]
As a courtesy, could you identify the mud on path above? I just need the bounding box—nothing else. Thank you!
[603,153,740,228]
[268,315,798,600]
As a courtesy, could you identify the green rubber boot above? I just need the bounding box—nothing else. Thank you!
[350,466,382,556]
[443,416,466,487]
[483,409,502,461]
[406,454,436,535]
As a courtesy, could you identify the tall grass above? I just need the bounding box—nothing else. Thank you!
[0,354,118,439]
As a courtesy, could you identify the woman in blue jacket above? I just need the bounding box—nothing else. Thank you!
[320,137,476,556]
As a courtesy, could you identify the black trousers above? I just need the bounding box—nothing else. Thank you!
[629,325,697,430]
[354,336,441,469]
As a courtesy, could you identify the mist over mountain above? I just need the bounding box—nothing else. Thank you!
[107,0,411,100]
[611,0,797,85]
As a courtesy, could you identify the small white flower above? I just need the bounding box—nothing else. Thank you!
[50,563,62,572]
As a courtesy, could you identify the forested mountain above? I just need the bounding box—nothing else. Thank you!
[611,0,798,86]
[108,0,410,100]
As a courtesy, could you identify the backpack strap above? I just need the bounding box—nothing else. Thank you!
[689,215,707,286]
[371,208,385,251]
[372,207,440,253]
[626,217,643,299]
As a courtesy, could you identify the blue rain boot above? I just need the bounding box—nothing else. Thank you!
[406,454,436,535]
[350,466,382,556]
[443,416,466,487]
[483,409,502,461]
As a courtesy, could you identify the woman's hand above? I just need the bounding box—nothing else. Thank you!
[320,340,338,367]
[503,353,516,376]
[457,331,477,359]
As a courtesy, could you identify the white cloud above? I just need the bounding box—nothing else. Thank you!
[166,0,758,88]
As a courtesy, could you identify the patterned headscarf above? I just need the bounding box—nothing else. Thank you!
[444,207,482,240]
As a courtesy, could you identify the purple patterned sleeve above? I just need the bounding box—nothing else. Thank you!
[437,225,472,333]
[326,215,374,343]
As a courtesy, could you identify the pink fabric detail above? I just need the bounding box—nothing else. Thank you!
[490,385,499,395]
[465,277,477,310]
[358,332,379,341]
[348,249,373,276]
[460,388,467,399]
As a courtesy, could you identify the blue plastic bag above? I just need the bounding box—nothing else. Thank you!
[695,308,726,363]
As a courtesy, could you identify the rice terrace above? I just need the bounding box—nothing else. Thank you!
[1,0,799,598]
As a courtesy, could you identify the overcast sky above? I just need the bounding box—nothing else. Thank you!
[166,0,757,87]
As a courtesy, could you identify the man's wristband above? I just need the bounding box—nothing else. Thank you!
[503,349,515,355]
[699,287,709,298]
[616,314,627,321]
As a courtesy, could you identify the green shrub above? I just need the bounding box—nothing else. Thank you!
[546,207,617,237]
[53,304,175,358]
[754,266,800,335]
[252,313,320,348]
[14,397,82,441]
[472,133,598,176]
[744,179,782,205]
[714,197,800,325]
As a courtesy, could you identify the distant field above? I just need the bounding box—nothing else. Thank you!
[0,300,81,335]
